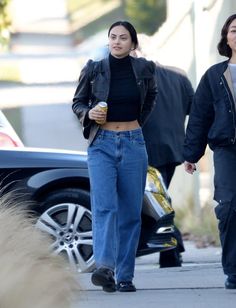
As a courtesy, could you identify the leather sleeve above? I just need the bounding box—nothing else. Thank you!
[72,60,94,129]
[140,60,158,125]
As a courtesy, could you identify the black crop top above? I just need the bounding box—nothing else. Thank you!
[106,54,140,122]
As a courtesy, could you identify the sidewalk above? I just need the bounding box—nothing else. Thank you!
[72,242,236,308]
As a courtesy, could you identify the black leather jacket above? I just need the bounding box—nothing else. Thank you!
[72,55,157,145]
[184,60,236,163]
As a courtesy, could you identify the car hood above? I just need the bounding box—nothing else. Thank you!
[0,147,88,169]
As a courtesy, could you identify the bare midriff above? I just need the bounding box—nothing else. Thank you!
[101,120,140,131]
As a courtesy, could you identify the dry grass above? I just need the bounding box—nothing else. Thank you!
[175,197,220,247]
[0,191,79,308]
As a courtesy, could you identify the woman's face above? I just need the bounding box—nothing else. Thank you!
[227,18,236,54]
[108,25,134,58]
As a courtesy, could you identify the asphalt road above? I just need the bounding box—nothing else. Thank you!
[21,102,88,151]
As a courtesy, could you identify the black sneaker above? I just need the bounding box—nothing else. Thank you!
[117,281,136,292]
[159,249,182,268]
[91,267,116,293]
[225,276,236,289]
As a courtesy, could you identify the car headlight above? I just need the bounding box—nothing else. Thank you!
[145,166,170,198]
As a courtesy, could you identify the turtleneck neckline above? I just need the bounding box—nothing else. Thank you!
[109,53,131,64]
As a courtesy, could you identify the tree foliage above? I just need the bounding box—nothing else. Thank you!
[124,0,167,35]
[0,0,11,48]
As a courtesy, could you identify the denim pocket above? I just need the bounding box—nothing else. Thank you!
[91,134,103,146]
[131,134,145,146]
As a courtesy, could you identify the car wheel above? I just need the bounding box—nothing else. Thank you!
[35,188,95,273]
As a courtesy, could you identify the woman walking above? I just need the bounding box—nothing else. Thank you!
[184,14,236,289]
[72,20,157,292]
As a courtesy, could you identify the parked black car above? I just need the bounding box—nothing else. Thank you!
[0,147,176,272]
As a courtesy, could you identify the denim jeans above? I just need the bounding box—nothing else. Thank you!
[87,128,148,283]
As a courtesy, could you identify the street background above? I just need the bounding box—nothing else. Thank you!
[1,0,233,210]
[1,1,236,307]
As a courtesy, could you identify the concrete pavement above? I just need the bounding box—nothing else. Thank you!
[71,242,236,308]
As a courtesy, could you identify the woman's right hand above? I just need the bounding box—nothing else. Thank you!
[88,106,107,123]
[184,161,196,174]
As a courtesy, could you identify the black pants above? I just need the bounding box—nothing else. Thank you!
[157,164,185,265]
[214,146,236,275]
[158,164,176,189]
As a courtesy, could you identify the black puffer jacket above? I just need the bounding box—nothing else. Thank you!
[184,60,236,163]
[72,55,157,145]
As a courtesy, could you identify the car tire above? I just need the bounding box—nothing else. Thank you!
[35,188,95,273]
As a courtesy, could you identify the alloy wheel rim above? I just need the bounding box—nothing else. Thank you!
[36,203,94,272]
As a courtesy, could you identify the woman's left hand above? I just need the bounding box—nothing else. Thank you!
[184,161,196,174]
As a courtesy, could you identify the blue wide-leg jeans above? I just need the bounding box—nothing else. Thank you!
[87,128,148,283]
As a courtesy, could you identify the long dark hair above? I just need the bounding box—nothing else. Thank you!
[108,21,139,49]
[217,14,236,58]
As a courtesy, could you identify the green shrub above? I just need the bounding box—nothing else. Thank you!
[125,0,167,35]
[0,0,11,48]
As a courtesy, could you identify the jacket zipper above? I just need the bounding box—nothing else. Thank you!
[221,76,236,143]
